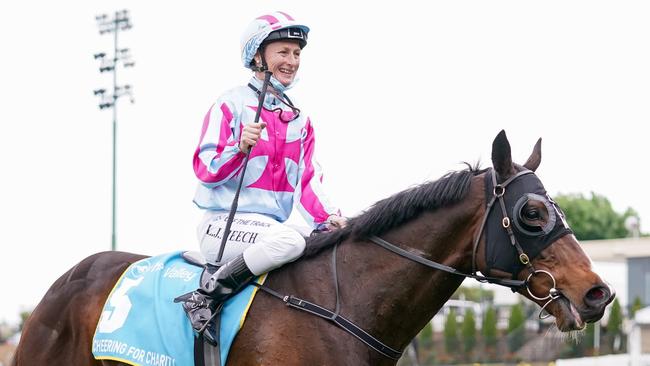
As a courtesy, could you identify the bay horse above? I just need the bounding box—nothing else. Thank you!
[13,131,614,365]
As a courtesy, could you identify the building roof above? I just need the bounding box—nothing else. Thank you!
[581,237,650,262]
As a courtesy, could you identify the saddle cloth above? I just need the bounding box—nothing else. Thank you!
[92,251,266,366]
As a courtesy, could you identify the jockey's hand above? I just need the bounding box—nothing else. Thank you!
[239,122,266,153]
[326,214,348,231]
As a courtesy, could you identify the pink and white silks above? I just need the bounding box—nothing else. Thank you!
[192,76,340,270]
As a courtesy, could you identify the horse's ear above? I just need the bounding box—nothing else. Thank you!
[523,138,542,172]
[491,130,514,179]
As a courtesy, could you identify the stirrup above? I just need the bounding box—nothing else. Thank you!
[174,291,220,345]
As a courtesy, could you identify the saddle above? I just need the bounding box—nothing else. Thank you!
[175,230,320,365]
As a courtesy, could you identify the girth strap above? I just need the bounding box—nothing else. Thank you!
[193,333,220,366]
[251,243,403,360]
[290,295,403,359]
[251,284,403,360]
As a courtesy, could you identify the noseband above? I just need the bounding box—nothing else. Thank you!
[369,168,563,318]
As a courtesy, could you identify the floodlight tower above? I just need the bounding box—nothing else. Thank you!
[94,10,135,251]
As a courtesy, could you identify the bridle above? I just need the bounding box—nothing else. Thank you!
[370,168,562,317]
[473,168,562,317]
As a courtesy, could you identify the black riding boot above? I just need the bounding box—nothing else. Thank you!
[176,254,255,343]
[200,254,256,300]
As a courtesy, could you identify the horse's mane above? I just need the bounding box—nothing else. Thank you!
[303,162,486,257]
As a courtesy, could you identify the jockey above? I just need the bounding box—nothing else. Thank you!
[182,11,347,336]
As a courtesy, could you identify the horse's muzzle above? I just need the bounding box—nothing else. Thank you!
[581,284,615,323]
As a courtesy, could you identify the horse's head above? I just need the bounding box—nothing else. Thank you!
[476,130,615,332]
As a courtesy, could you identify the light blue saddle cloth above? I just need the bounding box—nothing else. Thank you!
[92,251,266,366]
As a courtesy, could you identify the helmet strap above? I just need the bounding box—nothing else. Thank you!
[251,45,269,72]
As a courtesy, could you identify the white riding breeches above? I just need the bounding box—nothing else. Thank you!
[197,211,306,276]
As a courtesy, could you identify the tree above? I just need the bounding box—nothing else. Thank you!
[418,321,433,347]
[451,286,495,303]
[507,302,526,352]
[567,322,595,358]
[602,298,624,354]
[444,308,459,355]
[631,296,644,318]
[416,321,435,364]
[554,192,639,240]
[607,298,623,335]
[462,308,477,357]
[584,322,595,350]
[482,305,498,348]
[19,310,32,331]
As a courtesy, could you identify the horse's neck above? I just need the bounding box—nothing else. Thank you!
[337,206,478,352]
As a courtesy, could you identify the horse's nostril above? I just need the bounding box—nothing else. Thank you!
[585,286,611,307]
[588,288,605,300]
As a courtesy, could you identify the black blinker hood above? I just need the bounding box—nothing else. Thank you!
[483,169,573,277]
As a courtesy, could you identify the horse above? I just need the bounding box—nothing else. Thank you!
[13,130,614,365]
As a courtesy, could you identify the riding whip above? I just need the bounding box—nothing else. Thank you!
[214,70,272,264]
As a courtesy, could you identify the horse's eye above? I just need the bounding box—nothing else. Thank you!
[513,195,553,236]
[524,208,540,221]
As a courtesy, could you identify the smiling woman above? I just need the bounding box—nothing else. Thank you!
[252,40,302,87]
[179,10,348,341]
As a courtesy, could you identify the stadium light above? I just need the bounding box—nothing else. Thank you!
[93,9,135,251]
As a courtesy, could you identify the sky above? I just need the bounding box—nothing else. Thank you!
[1,1,649,325]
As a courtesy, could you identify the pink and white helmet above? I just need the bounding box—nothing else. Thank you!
[240,11,310,70]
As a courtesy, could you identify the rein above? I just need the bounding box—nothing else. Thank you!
[371,168,561,318]
[368,236,525,289]
[369,169,532,290]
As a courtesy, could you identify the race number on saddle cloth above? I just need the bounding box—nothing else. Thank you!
[92,252,266,366]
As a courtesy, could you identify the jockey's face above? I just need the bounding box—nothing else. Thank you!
[255,40,301,87]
